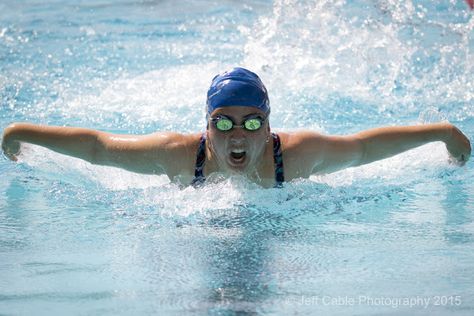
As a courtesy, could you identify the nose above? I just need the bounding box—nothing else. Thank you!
[229,126,246,143]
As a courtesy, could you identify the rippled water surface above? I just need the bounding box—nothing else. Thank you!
[1,0,474,315]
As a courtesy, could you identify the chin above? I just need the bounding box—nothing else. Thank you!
[225,158,251,173]
[226,163,248,173]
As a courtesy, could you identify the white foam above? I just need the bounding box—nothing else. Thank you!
[242,0,474,112]
[53,63,227,131]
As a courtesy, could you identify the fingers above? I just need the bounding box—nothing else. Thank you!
[1,139,20,162]
[3,151,18,162]
[448,150,469,166]
[445,124,471,165]
[1,143,18,161]
[448,155,464,166]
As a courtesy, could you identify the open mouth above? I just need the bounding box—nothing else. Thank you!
[230,150,246,163]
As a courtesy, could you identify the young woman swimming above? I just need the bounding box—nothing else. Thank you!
[2,67,471,187]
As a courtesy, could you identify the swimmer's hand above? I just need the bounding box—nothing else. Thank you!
[1,125,21,161]
[445,124,471,166]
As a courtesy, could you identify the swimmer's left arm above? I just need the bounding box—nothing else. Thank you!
[309,122,471,174]
[352,122,471,166]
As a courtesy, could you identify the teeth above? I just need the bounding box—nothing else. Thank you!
[232,149,245,153]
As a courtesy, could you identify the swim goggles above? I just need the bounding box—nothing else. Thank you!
[210,115,266,132]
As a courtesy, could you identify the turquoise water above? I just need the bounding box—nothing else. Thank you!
[1,0,474,315]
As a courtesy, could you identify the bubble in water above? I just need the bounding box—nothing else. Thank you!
[418,106,448,124]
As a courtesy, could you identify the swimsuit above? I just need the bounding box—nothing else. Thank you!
[191,132,284,187]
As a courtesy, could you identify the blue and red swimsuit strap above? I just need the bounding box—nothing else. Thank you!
[272,132,285,187]
[191,133,206,187]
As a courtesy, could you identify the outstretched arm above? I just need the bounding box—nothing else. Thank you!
[3,123,100,162]
[354,122,470,166]
[310,122,471,174]
[1,123,189,175]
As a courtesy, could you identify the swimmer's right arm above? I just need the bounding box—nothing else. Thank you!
[2,123,100,162]
[1,123,187,174]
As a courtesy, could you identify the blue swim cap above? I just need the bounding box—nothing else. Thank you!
[207,67,270,116]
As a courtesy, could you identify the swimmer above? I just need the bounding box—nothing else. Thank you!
[1,67,471,187]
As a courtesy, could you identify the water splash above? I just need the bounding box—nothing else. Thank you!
[242,0,474,119]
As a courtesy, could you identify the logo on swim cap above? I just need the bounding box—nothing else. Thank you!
[207,67,270,116]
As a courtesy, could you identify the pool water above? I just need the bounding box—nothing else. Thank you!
[1,0,473,315]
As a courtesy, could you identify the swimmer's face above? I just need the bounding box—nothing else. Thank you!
[207,106,270,174]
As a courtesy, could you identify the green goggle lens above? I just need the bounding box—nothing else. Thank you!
[215,119,234,131]
[243,118,262,131]
[212,116,264,132]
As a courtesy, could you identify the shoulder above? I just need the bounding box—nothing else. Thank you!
[148,132,203,179]
[274,130,326,179]
[146,131,201,144]
[276,130,326,152]
[131,131,201,154]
